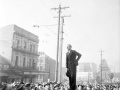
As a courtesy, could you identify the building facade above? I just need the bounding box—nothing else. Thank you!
[0,24,39,83]
[78,63,97,73]
[37,52,56,83]
[77,62,97,84]
[0,55,12,82]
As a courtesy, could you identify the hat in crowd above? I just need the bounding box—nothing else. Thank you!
[54,83,61,89]
[25,83,31,87]
[38,83,43,86]
[53,82,58,85]
[20,81,24,85]
[31,85,35,89]
[44,83,50,87]
[81,85,84,89]
[17,83,24,90]
[49,82,54,85]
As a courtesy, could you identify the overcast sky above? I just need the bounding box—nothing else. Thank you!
[0,0,120,72]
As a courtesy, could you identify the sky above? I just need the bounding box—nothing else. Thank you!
[0,0,120,72]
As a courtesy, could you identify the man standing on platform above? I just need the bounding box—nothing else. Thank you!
[66,44,82,90]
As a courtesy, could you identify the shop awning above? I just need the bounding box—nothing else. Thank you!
[8,74,22,78]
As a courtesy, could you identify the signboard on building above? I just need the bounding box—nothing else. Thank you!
[24,72,49,75]
[0,72,8,76]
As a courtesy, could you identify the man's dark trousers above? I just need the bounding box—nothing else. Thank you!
[68,63,77,90]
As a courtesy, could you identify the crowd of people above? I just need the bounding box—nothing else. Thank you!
[0,80,120,90]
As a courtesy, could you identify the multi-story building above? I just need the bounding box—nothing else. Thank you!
[78,63,97,73]
[0,55,12,82]
[77,62,97,83]
[0,24,39,83]
[37,52,56,82]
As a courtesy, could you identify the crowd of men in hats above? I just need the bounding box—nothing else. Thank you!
[0,80,69,90]
[0,80,120,90]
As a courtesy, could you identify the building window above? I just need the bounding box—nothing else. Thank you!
[17,39,19,48]
[27,57,29,67]
[29,59,31,67]
[24,41,27,49]
[30,44,32,52]
[31,59,33,67]
[33,59,35,69]
[33,45,35,53]
[40,59,43,63]
[23,57,26,67]
[40,66,43,71]
[33,59,36,70]
[15,55,18,66]
[0,64,2,70]
[3,65,9,70]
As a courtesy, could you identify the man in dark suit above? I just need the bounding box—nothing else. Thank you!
[66,44,82,90]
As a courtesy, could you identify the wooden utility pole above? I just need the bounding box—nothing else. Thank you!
[100,50,104,86]
[51,5,69,82]
[58,16,70,83]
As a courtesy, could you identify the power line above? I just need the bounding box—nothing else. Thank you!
[33,24,57,35]
[44,26,57,35]
[33,24,58,27]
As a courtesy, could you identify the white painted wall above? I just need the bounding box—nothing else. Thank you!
[0,25,14,61]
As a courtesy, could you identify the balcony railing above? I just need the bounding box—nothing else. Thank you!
[12,46,39,56]
[11,65,38,72]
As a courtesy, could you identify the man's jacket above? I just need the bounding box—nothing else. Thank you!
[66,50,81,68]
